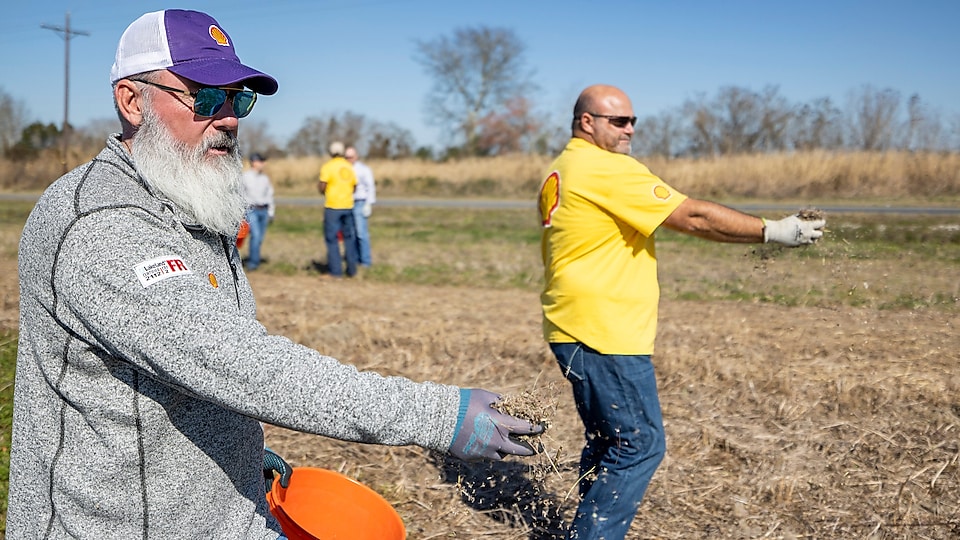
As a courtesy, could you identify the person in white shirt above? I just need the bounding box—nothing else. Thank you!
[345,146,376,267]
[241,152,274,270]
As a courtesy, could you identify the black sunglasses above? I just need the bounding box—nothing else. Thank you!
[587,113,637,128]
[132,79,258,118]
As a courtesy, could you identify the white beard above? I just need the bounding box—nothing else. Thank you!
[131,104,246,236]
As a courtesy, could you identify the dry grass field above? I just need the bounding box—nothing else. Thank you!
[1,195,958,538]
[4,150,960,204]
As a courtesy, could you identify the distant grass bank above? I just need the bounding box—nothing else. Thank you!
[4,150,960,204]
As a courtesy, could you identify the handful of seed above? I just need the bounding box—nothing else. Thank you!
[797,207,825,221]
[492,383,558,434]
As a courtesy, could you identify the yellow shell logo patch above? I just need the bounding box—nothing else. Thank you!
[208,273,219,288]
[653,185,672,200]
[539,171,561,227]
[209,25,229,46]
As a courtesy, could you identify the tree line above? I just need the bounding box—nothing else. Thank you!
[2,26,958,163]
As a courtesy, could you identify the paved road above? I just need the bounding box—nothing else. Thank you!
[3,193,959,215]
[280,197,960,215]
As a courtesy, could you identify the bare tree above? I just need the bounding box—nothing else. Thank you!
[950,113,960,151]
[632,109,683,158]
[847,85,901,151]
[239,119,280,158]
[365,121,416,159]
[683,91,720,156]
[757,86,793,151]
[414,26,535,156]
[0,88,30,153]
[473,96,541,155]
[286,112,414,159]
[903,94,950,151]
[71,118,121,157]
[287,112,366,157]
[791,97,844,151]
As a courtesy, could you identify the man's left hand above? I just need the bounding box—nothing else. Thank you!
[763,215,825,246]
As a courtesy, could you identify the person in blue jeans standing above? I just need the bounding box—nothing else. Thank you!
[345,146,376,268]
[241,152,274,270]
[318,141,359,277]
[538,84,826,539]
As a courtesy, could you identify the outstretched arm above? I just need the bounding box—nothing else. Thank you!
[662,198,825,246]
[661,198,764,243]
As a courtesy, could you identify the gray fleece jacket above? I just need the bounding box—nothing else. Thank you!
[9,135,461,539]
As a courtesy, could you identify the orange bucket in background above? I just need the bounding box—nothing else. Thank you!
[267,467,406,540]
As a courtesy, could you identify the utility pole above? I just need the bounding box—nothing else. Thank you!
[42,12,89,175]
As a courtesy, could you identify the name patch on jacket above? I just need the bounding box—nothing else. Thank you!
[133,256,193,288]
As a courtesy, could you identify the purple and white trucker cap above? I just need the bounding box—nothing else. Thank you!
[110,10,278,95]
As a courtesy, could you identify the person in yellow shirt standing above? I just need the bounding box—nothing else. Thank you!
[318,141,359,277]
[538,84,826,540]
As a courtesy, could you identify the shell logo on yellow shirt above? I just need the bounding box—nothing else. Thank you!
[209,25,229,46]
[653,185,673,200]
[539,171,561,227]
[339,167,354,180]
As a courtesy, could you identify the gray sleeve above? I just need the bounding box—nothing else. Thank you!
[53,207,460,451]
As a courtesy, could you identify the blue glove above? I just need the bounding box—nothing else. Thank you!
[449,388,544,461]
[263,447,293,490]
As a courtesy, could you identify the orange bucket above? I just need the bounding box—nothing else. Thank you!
[236,219,250,248]
[266,467,406,540]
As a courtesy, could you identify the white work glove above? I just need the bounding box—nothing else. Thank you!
[361,201,372,218]
[762,215,825,247]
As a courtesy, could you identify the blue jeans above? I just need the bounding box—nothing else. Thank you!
[352,199,372,266]
[323,207,358,277]
[244,206,270,270]
[550,342,666,540]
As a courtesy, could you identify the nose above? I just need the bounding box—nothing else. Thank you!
[211,100,239,130]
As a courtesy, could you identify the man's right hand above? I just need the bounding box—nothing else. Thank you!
[763,215,825,246]
[448,389,544,461]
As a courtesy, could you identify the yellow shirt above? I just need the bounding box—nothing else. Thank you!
[538,138,687,355]
[319,157,357,210]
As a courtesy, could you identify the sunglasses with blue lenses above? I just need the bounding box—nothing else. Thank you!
[132,79,258,118]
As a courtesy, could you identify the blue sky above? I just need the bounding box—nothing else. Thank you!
[2,0,957,149]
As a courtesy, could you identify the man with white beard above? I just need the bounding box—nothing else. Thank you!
[9,9,542,540]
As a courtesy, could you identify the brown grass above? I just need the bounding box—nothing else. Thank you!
[1,249,958,538]
[7,150,959,203]
[264,150,960,202]
[250,275,959,539]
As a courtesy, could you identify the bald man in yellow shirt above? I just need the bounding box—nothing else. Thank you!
[539,84,825,540]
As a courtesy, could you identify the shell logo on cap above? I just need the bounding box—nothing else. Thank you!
[209,25,229,46]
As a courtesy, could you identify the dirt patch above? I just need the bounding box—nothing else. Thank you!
[3,256,957,539]
[245,271,960,539]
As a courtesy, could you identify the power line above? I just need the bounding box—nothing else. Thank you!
[42,11,89,175]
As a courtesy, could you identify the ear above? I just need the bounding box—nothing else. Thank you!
[115,79,144,128]
[578,113,595,135]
